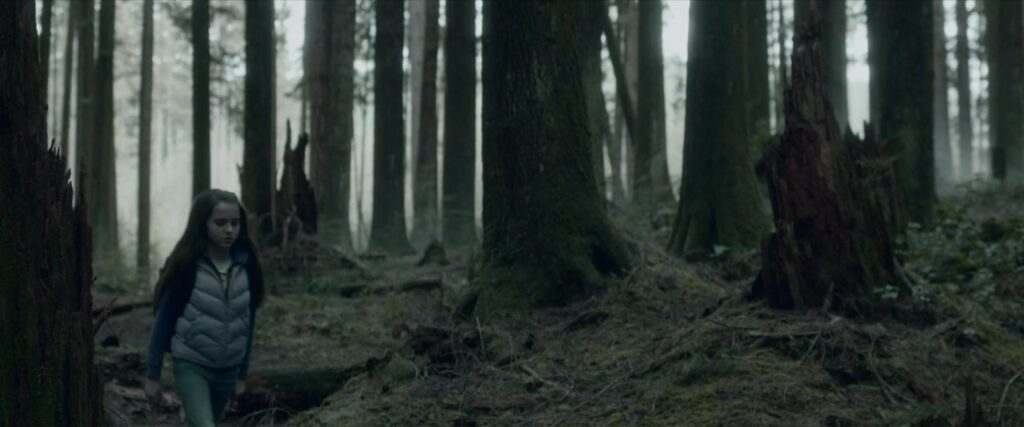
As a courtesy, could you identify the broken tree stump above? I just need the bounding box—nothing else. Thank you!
[751,20,901,314]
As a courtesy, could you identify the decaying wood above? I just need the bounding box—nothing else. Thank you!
[335,276,443,298]
[233,364,367,414]
[261,120,317,249]
[751,20,901,314]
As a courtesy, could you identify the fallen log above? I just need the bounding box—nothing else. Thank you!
[335,276,443,298]
[231,364,368,416]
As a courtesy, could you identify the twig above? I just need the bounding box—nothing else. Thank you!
[571,375,624,412]
[798,332,822,365]
[521,365,572,397]
[92,296,119,335]
[996,368,1024,423]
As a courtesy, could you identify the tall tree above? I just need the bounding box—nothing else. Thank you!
[94,0,118,256]
[955,0,972,180]
[441,0,477,248]
[793,0,848,131]
[193,0,210,196]
[308,0,356,250]
[369,0,413,255]
[774,0,788,132]
[934,0,953,192]
[411,0,440,248]
[59,0,75,163]
[138,0,154,278]
[745,0,771,142]
[606,0,628,206]
[668,0,768,260]
[621,0,638,202]
[40,0,54,109]
[477,0,632,314]
[74,0,95,210]
[580,2,609,199]
[867,0,934,226]
[634,0,674,207]
[0,0,102,424]
[985,0,1024,181]
[243,0,276,221]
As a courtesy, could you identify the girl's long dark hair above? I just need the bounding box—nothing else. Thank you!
[152,189,265,311]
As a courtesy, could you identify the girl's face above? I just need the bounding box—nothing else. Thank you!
[206,202,241,249]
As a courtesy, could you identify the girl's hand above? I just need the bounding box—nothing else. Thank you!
[143,378,161,405]
[235,380,246,395]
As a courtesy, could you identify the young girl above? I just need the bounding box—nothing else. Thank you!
[144,189,265,427]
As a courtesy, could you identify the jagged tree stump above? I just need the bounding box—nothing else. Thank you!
[751,21,901,313]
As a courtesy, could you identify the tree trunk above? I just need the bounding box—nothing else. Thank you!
[0,0,103,424]
[40,0,54,116]
[95,0,119,256]
[933,0,953,193]
[59,0,75,165]
[604,0,634,206]
[986,0,1024,181]
[955,0,972,180]
[243,0,276,223]
[74,0,95,216]
[668,0,769,261]
[745,0,771,145]
[794,0,847,132]
[581,2,608,200]
[441,0,477,248]
[193,0,210,196]
[308,0,356,251]
[634,0,674,207]
[477,0,632,314]
[751,21,900,313]
[137,0,154,280]
[867,0,934,227]
[775,0,788,133]
[411,0,440,249]
[369,0,413,255]
[622,0,638,202]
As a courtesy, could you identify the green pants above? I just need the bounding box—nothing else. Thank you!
[172,358,239,427]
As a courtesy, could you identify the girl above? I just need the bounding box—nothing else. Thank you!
[144,189,265,427]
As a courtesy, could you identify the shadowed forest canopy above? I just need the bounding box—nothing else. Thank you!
[5,0,1024,425]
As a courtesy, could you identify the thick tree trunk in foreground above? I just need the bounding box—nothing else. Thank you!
[955,0,972,180]
[867,0,934,226]
[0,1,102,424]
[308,0,355,251]
[193,0,210,196]
[369,0,413,255]
[668,0,768,260]
[478,0,632,313]
[752,22,900,313]
[441,0,478,248]
[243,0,276,222]
[94,0,119,257]
[634,0,674,207]
[986,0,1024,181]
[138,0,154,277]
[411,0,441,248]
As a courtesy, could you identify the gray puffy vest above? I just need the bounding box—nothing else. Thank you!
[170,256,251,369]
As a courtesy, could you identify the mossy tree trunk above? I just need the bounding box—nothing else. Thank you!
[411,0,440,249]
[138,0,154,279]
[794,0,848,131]
[478,0,632,313]
[985,0,1024,181]
[955,0,972,180]
[441,0,477,248]
[634,0,674,208]
[0,0,102,424]
[94,0,119,258]
[668,0,769,261]
[192,0,210,196]
[867,0,934,227]
[369,0,413,255]
[243,0,277,222]
[308,0,355,251]
[751,21,900,313]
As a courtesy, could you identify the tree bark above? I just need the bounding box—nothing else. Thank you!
[867,0,934,227]
[193,0,210,196]
[751,20,900,313]
[0,0,103,424]
[307,0,355,251]
[137,0,154,279]
[668,0,768,261]
[581,2,609,200]
[986,0,1024,181]
[369,0,413,255]
[603,1,633,206]
[634,0,674,207]
[775,0,788,133]
[411,0,441,249]
[478,0,632,313]
[745,0,771,145]
[933,0,953,193]
[59,0,75,166]
[95,0,119,256]
[441,0,478,248]
[955,0,972,180]
[243,0,276,223]
[74,0,95,216]
[622,0,638,202]
[40,0,54,116]
[794,0,847,132]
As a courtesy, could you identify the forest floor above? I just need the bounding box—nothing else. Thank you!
[95,182,1024,427]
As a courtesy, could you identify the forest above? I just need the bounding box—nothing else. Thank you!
[3,0,1024,426]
